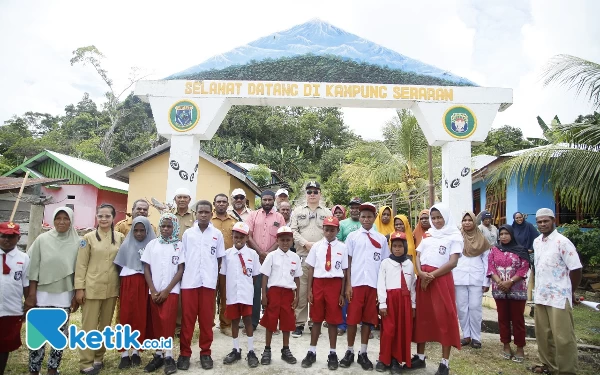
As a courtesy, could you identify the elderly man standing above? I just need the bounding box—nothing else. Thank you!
[228,188,252,222]
[172,188,196,240]
[245,191,286,330]
[275,188,290,210]
[291,181,331,338]
[212,194,238,337]
[115,199,156,236]
[531,208,582,375]
[279,201,292,226]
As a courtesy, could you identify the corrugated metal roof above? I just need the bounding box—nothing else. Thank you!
[0,177,69,191]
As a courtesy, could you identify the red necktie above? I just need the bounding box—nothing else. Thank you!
[2,254,10,275]
[325,243,332,271]
[366,232,382,249]
[238,253,248,275]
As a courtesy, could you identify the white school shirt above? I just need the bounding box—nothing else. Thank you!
[346,227,390,288]
[534,230,582,309]
[306,238,348,278]
[260,248,303,290]
[417,236,462,268]
[1,248,30,317]
[377,258,416,309]
[452,250,490,287]
[180,223,226,290]
[219,245,261,305]
[140,239,185,294]
[120,266,143,277]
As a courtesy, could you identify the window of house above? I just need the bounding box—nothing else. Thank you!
[67,195,75,199]
[485,185,506,226]
[66,204,75,212]
[555,193,600,226]
[472,188,481,215]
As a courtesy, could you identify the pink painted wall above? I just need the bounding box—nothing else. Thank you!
[97,189,127,224]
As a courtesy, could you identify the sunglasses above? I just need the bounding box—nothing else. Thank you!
[233,196,245,200]
[306,190,320,195]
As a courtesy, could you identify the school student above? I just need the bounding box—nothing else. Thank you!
[259,226,302,366]
[376,232,416,373]
[75,203,125,374]
[301,216,348,370]
[113,216,157,369]
[412,203,463,375]
[141,213,185,374]
[177,201,226,371]
[340,202,390,371]
[0,222,29,375]
[219,221,261,367]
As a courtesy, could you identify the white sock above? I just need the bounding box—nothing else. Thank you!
[309,346,317,354]
[441,358,449,366]
[132,349,139,356]
[360,344,368,354]
[121,351,129,358]
[233,338,240,351]
[418,354,425,360]
[347,346,354,353]
[330,348,336,353]
[165,350,173,358]
[156,350,163,356]
[248,336,254,352]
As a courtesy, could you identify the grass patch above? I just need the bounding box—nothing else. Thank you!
[573,303,600,346]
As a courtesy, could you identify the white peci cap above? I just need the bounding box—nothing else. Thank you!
[276,188,289,197]
[231,188,246,198]
[173,188,191,199]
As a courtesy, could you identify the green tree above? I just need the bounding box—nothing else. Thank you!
[542,55,600,109]
[472,125,533,156]
[247,164,272,187]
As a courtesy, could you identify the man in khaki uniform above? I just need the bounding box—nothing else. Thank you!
[290,181,331,338]
[115,199,157,237]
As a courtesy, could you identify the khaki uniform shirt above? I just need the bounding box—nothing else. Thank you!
[211,213,237,250]
[290,205,332,257]
[172,208,196,240]
[115,216,157,237]
[74,230,124,299]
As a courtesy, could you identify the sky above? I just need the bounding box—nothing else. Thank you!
[0,0,598,141]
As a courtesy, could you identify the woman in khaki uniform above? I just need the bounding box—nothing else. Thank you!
[75,203,125,374]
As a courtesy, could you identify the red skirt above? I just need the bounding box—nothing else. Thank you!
[0,315,23,352]
[147,293,179,341]
[380,288,413,366]
[413,265,461,348]
[119,274,148,344]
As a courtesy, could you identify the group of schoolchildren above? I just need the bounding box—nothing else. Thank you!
[0,198,463,375]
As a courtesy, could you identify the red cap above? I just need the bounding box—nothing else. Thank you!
[0,222,20,235]
[323,216,340,227]
[359,202,377,214]
[390,231,407,241]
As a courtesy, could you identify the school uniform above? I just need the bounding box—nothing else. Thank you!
[219,245,261,320]
[259,249,303,332]
[141,238,185,341]
[377,258,416,367]
[179,223,225,357]
[118,267,148,346]
[305,238,348,324]
[413,236,462,348]
[0,248,30,353]
[345,227,390,326]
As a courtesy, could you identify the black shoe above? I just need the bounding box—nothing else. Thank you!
[261,348,272,365]
[327,352,339,370]
[357,352,373,371]
[223,348,242,364]
[92,362,104,370]
[391,359,402,374]
[339,350,355,368]
[164,357,177,375]
[247,350,259,368]
[301,351,317,368]
[435,363,449,375]
[291,326,304,338]
[132,354,142,367]
[80,368,100,375]
[119,356,132,369]
[144,354,165,372]
[376,361,390,372]
[405,355,426,370]
[176,355,190,370]
[281,347,297,364]
[200,355,213,370]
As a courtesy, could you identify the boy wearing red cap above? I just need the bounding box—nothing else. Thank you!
[259,226,302,366]
[0,222,29,375]
[301,216,348,370]
[340,203,390,371]
[220,222,261,367]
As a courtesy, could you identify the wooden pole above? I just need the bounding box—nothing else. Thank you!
[391,192,397,216]
[9,171,29,222]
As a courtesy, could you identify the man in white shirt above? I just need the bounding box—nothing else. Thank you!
[532,208,582,375]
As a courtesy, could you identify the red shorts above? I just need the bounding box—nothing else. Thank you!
[0,315,23,352]
[259,287,295,332]
[310,278,343,325]
[225,303,252,320]
[347,286,378,325]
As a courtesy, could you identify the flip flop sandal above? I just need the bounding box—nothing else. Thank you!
[502,351,513,360]
[512,356,524,363]
[530,365,550,374]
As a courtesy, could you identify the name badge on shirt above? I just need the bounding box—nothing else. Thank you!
[273,221,280,227]
[439,246,447,255]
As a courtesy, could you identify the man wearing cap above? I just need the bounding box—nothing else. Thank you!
[478,211,498,246]
[531,208,582,375]
[290,181,332,338]
[338,197,365,242]
[275,189,290,211]
[172,188,196,240]
[228,188,252,222]
[115,199,157,237]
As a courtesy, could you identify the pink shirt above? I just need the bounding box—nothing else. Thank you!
[487,246,529,300]
[245,208,285,253]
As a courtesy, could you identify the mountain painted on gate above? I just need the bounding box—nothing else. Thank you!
[168,19,475,86]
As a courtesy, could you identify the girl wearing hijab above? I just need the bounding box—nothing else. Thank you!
[386,214,417,274]
[412,203,462,375]
[75,203,125,374]
[453,211,490,350]
[25,207,80,375]
[511,212,538,298]
[374,206,395,236]
[113,216,157,369]
[413,209,431,248]
[332,205,346,221]
[487,225,529,363]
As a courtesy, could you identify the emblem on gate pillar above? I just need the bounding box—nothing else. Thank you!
[168,100,200,132]
[442,105,477,139]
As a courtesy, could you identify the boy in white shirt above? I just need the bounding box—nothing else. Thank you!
[259,226,302,366]
[340,203,390,371]
[301,216,348,370]
[219,222,261,368]
[0,222,30,375]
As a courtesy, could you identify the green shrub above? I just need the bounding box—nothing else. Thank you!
[560,219,600,266]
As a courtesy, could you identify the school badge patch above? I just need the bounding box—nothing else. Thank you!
[438,245,447,255]
[443,105,477,139]
[211,246,216,255]
[335,261,341,270]
[172,256,179,265]
[247,268,253,277]
[168,100,200,132]
[79,239,87,248]
[14,271,22,281]
[373,252,381,261]
[290,269,295,277]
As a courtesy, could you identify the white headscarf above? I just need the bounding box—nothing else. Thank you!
[426,203,464,243]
